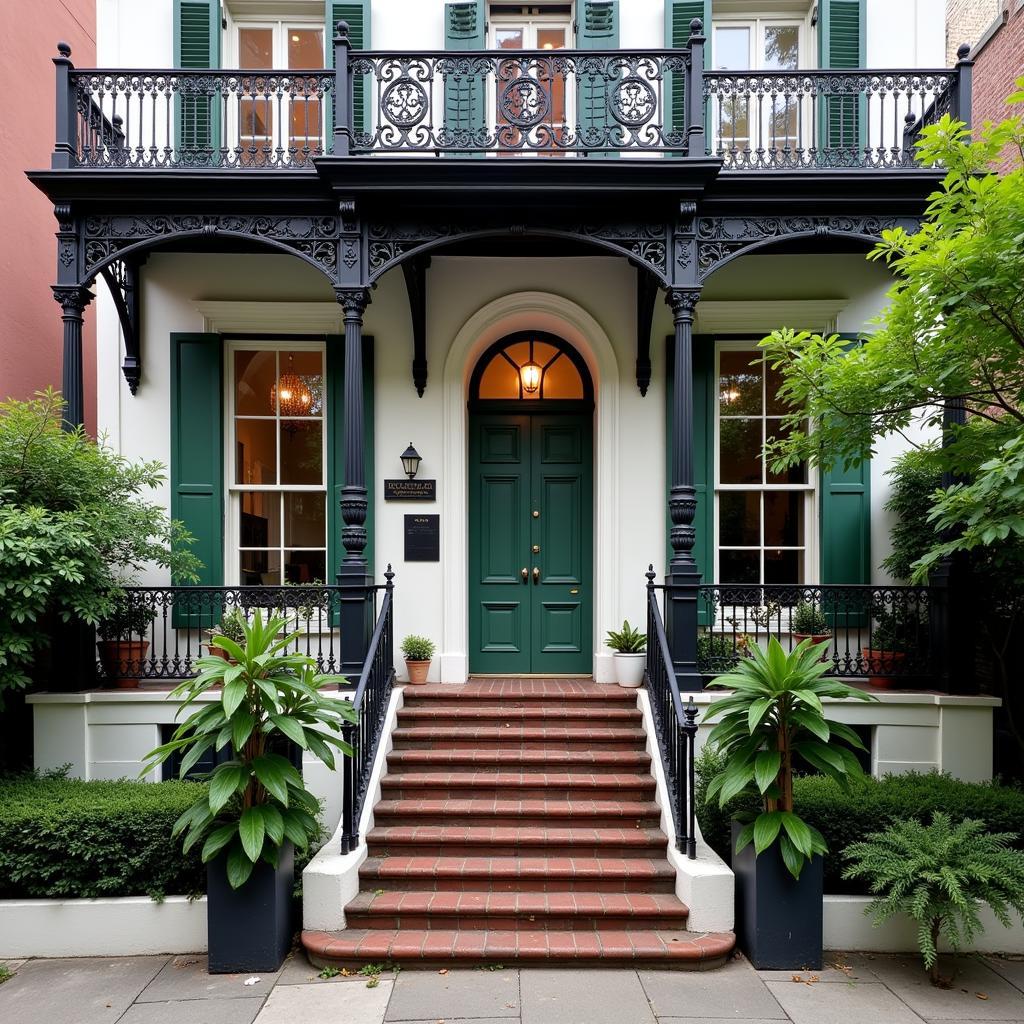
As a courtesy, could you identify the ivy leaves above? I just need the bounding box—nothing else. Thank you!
[705,637,877,879]
[145,610,358,889]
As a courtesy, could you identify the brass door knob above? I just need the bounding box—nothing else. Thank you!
[521,567,529,582]
[532,567,540,583]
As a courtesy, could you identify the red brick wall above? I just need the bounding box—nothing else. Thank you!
[971,0,1024,172]
[0,2,96,433]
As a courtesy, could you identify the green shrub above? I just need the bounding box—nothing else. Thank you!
[0,778,207,899]
[695,747,1024,892]
[400,635,435,661]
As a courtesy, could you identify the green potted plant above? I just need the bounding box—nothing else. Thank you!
[605,620,647,688]
[142,609,356,973]
[400,634,435,684]
[705,637,877,969]
[96,592,157,687]
[205,607,247,663]
[844,812,1024,987]
[862,608,907,688]
[791,601,831,654]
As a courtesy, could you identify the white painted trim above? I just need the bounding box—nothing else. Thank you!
[440,291,621,684]
[302,685,404,932]
[694,300,846,334]
[195,301,343,335]
[824,894,1024,954]
[0,897,206,958]
[636,689,735,933]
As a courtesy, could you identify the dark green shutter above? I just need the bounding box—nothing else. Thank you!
[173,0,221,161]
[819,0,866,157]
[820,336,871,617]
[171,334,223,626]
[327,1,371,144]
[666,334,715,623]
[664,0,711,144]
[577,0,619,157]
[327,335,375,584]
[444,1,485,151]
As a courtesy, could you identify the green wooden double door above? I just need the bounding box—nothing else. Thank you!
[469,414,593,675]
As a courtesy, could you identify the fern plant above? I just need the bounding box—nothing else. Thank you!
[843,812,1024,986]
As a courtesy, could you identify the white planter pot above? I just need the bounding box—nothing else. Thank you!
[614,652,646,688]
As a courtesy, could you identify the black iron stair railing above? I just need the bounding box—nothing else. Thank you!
[645,566,699,859]
[339,565,396,855]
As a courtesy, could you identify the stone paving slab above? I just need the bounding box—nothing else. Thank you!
[640,960,788,1019]
[136,955,281,1002]
[0,956,168,1024]
[756,952,881,984]
[117,997,265,1024]
[766,979,927,1024]
[519,968,656,1024]
[253,979,393,1024]
[385,967,520,1021]
[985,957,1024,996]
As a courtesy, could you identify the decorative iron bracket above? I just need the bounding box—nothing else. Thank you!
[635,266,658,396]
[402,254,430,397]
[99,258,142,394]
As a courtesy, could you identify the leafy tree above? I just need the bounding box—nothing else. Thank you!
[759,84,1024,580]
[881,449,943,582]
[0,390,200,704]
[844,812,1024,986]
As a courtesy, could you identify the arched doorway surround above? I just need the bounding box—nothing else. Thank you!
[440,292,621,683]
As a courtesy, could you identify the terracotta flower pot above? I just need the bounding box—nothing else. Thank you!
[97,639,150,688]
[861,647,906,689]
[206,644,238,665]
[405,659,430,684]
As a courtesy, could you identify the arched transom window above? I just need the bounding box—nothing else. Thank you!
[470,332,593,403]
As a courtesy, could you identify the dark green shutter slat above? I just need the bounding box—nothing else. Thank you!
[171,333,223,627]
[819,0,866,157]
[666,334,714,625]
[665,0,710,144]
[327,1,371,145]
[327,335,375,594]
[174,0,221,161]
[577,0,619,157]
[444,1,485,152]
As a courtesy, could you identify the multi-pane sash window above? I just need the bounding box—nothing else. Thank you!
[230,345,327,586]
[716,346,814,585]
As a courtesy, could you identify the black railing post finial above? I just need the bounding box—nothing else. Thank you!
[686,18,706,159]
[332,20,353,156]
[953,41,974,132]
[53,41,76,169]
[646,563,657,589]
[384,563,395,594]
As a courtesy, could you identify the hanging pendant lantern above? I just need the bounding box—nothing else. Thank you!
[270,354,313,416]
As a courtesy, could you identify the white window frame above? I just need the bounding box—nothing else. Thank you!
[224,339,328,589]
[713,340,818,588]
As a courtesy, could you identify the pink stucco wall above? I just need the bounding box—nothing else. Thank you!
[0,1,96,434]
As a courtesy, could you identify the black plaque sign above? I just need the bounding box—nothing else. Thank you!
[404,514,440,562]
[385,479,436,502]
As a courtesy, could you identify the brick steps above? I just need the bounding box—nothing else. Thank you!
[301,680,733,969]
[304,927,735,968]
[344,890,688,931]
[367,824,667,858]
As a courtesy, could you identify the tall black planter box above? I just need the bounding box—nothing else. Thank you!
[731,820,823,970]
[207,843,294,974]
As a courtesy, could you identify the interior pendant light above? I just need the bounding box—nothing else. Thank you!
[520,361,542,395]
[271,353,313,417]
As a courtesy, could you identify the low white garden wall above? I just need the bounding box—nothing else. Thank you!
[0,896,207,958]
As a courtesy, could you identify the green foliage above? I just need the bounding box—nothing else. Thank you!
[400,635,435,661]
[605,620,647,654]
[758,88,1024,583]
[142,610,356,889]
[705,638,877,878]
[881,449,943,582]
[0,390,201,704]
[96,592,158,641]
[208,607,248,647]
[0,777,207,899]
[791,602,830,636]
[844,812,1024,984]
[696,631,742,671]
[695,747,1024,891]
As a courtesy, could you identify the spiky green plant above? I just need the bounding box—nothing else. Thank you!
[705,637,877,879]
[605,620,646,654]
[843,812,1024,986]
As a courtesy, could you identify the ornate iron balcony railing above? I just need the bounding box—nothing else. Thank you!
[50,22,971,171]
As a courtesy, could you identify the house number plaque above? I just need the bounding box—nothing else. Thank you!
[385,479,436,501]
[404,514,440,562]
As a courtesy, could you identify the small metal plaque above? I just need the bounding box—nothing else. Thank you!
[385,478,436,502]
[404,514,440,562]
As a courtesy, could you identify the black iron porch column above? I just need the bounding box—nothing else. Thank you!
[335,287,374,680]
[53,285,92,430]
[666,288,703,691]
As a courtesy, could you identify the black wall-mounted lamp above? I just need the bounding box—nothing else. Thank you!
[400,443,422,480]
